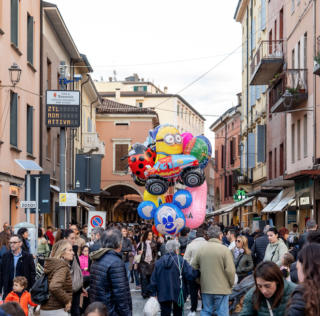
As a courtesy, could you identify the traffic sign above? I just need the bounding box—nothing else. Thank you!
[91,215,103,227]
[59,193,77,206]
[88,211,106,237]
[21,201,36,209]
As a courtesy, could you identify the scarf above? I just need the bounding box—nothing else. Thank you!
[234,247,244,259]
[145,240,153,264]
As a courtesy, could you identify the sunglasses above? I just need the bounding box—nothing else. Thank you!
[236,240,242,243]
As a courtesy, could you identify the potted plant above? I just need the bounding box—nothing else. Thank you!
[314,53,320,65]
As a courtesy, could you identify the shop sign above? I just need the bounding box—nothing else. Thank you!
[234,189,248,202]
[9,186,19,196]
[300,196,310,205]
[288,210,297,224]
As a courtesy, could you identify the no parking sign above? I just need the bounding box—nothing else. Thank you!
[87,211,106,238]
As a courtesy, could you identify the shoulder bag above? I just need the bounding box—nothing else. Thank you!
[70,257,83,293]
[134,243,143,264]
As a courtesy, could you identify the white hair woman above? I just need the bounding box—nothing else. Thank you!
[147,240,199,316]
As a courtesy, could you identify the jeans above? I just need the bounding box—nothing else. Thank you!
[188,280,200,312]
[124,261,130,280]
[133,268,140,286]
[201,294,229,316]
[160,301,183,316]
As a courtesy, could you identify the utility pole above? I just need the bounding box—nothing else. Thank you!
[59,61,66,229]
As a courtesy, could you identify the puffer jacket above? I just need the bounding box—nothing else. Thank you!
[290,262,298,283]
[286,285,306,316]
[251,234,269,266]
[5,290,37,315]
[240,279,297,316]
[264,238,288,267]
[40,258,72,311]
[90,248,132,316]
[231,250,254,277]
[184,237,207,265]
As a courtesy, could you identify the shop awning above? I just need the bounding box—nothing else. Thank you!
[262,187,295,213]
[206,196,255,218]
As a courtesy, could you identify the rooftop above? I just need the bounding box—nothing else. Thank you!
[209,105,241,130]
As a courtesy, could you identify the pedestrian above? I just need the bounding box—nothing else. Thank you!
[38,228,50,257]
[286,243,320,316]
[0,302,25,316]
[40,240,73,316]
[5,276,37,315]
[264,227,288,267]
[278,227,290,248]
[128,234,139,286]
[137,229,158,299]
[0,227,10,266]
[226,229,237,250]
[299,219,318,250]
[89,227,105,254]
[0,234,36,300]
[147,240,199,316]
[251,225,270,267]
[279,253,294,281]
[158,236,167,257]
[90,228,132,316]
[191,226,235,316]
[0,223,9,235]
[231,235,254,283]
[80,225,89,243]
[289,224,299,235]
[184,229,207,316]
[178,227,190,256]
[84,302,109,316]
[221,229,230,247]
[240,261,296,316]
[17,229,32,254]
[45,227,54,250]
[120,227,133,280]
[242,227,254,249]
[79,246,90,277]
[70,224,86,256]
[250,228,261,238]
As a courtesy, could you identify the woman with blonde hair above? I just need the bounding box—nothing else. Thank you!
[40,240,73,316]
[231,235,254,283]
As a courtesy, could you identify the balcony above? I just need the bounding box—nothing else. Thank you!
[83,132,100,150]
[269,69,308,113]
[250,40,285,85]
[96,140,105,158]
[232,169,252,185]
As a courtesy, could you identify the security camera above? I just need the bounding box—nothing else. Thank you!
[74,74,82,80]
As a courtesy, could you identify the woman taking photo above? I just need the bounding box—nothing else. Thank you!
[264,227,288,267]
[137,229,158,299]
[40,240,73,316]
[286,244,320,316]
[231,235,254,283]
[240,261,297,316]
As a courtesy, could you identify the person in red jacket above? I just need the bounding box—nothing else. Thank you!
[5,276,37,315]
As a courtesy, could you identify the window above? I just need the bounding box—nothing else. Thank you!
[228,174,233,197]
[292,49,295,68]
[139,103,142,108]
[115,144,129,172]
[258,9,261,39]
[251,19,256,51]
[57,134,60,165]
[292,124,295,162]
[185,110,187,121]
[269,151,272,179]
[134,86,147,92]
[209,186,215,196]
[298,41,300,69]
[261,0,266,31]
[47,59,51,90]
[181,107,183,118]
[221,145,225,168]
[224,175,227,199]
[57,72,60,89]
[274,148,277,178]
[304,33,307,69]
[222,130,223,136]
[46,128,51,158]
[10,93,18,147]
[297,119,301,160]
[189,112,190,124]
[177,104,179,116]
[298,0,300,4]
[27,14,34,64]
[304,114,308,156]
[27,105,33,154]
[280,143,284,176]
[11,0,19,47]
[291,0,295,14]
[210,167,214,179]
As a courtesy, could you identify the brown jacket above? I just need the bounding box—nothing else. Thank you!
[137,241,158,275]
[40,258,73,311]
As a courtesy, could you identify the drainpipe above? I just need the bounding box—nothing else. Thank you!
[90,98,98,120]
[39,0,43,170]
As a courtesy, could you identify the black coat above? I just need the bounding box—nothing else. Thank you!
[121,238,132,262]
[251,234,269,266]
[89,239,102,253]
[244,234,254,250]
[286,285,305,316]
[290,262,298,283]
[178,237,188,256]
[0,250,36,296]
[299,232,309,250]
[90,250,132,316]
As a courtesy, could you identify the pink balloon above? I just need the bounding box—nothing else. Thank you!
[181,132,193,151]
[181,181,207,229]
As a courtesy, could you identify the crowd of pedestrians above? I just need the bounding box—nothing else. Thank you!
[0,219,318,316]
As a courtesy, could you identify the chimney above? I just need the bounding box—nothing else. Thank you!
[115,88,120,102]
[164,86,168,94]
[109,77,113,82]
[141,78,144,82]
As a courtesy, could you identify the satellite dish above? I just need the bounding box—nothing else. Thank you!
[113,70,117,76]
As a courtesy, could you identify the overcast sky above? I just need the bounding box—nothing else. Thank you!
[49,0,242,144]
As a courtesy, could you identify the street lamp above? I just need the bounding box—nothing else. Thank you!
[8,62,22,86]
[282,89,293,111]
[238,141,244,155]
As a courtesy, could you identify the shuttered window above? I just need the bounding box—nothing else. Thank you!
[229,175,233,197]
[233,138,237,160]
[87,117,92,132]
[256,85,261,100]
[27,105,33,154]
[297,119,301,160]
[261,0,266,30]
[304,114,307,157]
[304,33,307,69]
[258,10,261,39]
[292,124,295,162]
[257,125,266,163]
[10,93,18,147]
[215,149,219,171]
[115,144,128,171]
[27,15,34,64]
[248,133,256,168]
[261,85,266,94]
[221,145,225,169]
[252,19,256,50]
[250,86,255,106]
[11,0,19,47]
[229,140,233,165]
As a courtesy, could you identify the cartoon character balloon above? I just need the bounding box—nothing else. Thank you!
[181,132,193,151]
[143,190,165,207]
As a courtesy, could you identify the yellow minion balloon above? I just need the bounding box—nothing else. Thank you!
[155,125,183,161]
[143,190,165,207]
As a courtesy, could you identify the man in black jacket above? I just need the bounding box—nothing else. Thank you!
[0,234,36,299]
[251,225,270,267]
[121,227,132,280]
[299,219,317,250]
[178,227,190,256]
[89,227,105,253]
[243,227,254,249]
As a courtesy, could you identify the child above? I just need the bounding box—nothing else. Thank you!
[280,253,295,281]
[79,245,90,276]
[5,276,37,316]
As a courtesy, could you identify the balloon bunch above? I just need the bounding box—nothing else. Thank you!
[121,124,212,235]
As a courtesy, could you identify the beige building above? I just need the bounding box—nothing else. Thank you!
[95,74,205,135]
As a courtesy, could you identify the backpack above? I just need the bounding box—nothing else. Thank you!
[30,274,50,305]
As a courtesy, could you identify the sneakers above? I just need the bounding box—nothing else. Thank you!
[188,312,196,316]
[197,307,202,311]
[135,286,140,290]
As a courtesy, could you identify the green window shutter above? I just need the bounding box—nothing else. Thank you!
[134,86,137,92]
[10,93,18,147]
[177,104,179,115]
[11,0,19,47]
[143,86,147,92]
[27,106,33,154]
[139,103,142,108]
[27,16,34,64]
[257,125,266,162]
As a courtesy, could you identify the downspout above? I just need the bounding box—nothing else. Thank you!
[39,0,43,170]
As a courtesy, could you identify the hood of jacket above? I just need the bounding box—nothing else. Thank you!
[162,252,180,269]
[89,247,115,262]
[44,257,70,274]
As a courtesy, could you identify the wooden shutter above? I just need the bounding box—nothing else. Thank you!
[304,33,307,69]
[256,85,261,100]
[250,86,255,106]
[224,175,227,198]
[215,150,218,171]
[304,114,307,157]
[134,86,137,92]
[258,10,261,39]
[261,85,266,94]
[11,0,19,47]
[10,93,18,147]
[252,19,256,50]
[27,106,33,154]
[261,0,266,31]
[257,125,266,162]
[233,138,237,160]
[27,16,34,64]
[115,144,128,171]
[221,145,225,168]
[248,133,256,168]
[229,140,233,165]
[143,86,147,92]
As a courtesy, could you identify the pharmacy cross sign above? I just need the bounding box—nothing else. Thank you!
[234,189,248,202]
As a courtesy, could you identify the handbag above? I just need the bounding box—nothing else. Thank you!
[71,258,83,293]
[134,243,143,264]
[30,274,50,305]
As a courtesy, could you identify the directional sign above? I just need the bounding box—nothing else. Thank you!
[59,193,77,207]
[21,201,36,209]
[91,215,103,227]
[88,211,106,237]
